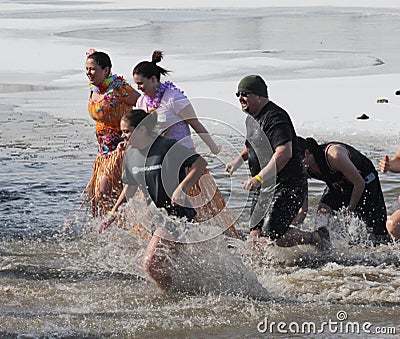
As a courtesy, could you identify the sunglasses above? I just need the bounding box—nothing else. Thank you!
[235,91,251,97]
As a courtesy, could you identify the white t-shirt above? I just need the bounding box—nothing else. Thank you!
[136,86,195,149]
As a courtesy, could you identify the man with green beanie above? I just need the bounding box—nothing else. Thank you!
[226,75,329,249]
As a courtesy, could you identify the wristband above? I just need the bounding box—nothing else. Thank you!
[108,210,116,216]
[255,174,263,184]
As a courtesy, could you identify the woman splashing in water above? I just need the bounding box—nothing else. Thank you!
[83,50,140,216]
[104,109,207,289]
[131,50,239,238]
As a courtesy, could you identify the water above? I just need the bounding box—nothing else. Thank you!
[1,109,400,337]
[1,2,400,338]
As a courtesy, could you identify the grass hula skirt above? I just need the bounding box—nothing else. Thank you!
[83,149,124,217]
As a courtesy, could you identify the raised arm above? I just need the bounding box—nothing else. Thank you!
[125,88,141,106]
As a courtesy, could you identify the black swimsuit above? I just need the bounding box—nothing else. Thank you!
[309,142,387,235]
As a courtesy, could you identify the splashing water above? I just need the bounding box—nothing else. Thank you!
[2,110,400,337]
[107,197,271,300]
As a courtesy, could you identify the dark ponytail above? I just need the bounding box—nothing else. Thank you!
[151,50,163,64]
[132,50,170,81]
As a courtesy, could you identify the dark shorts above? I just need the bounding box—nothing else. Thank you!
[320,171,387,235]
[250,180,307,240]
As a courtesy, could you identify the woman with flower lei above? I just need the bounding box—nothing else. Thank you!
[131,51,239,238]
[83,49,140,216]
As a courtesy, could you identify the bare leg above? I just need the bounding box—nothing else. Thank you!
[387,210,400,239]
[97,174,117,212]
[141,227,178,291]
[275,226,320,247]
[249,229,260,237]
[98,174,112,199]
[248,227,326,249]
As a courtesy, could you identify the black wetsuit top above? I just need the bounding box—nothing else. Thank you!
[308,142,375,187]
[122,136,199,220]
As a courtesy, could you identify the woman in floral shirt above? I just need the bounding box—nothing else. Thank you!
[84,49,140,216]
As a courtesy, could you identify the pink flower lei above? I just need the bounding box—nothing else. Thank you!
[145,81,184,110]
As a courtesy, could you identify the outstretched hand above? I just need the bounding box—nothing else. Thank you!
[242,176,262,191]
[171,185,187,207]
[379,155,390,173]
[98,213,116,234]
[226,157,242,176]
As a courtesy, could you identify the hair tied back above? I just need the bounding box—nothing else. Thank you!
[151,50,163,64]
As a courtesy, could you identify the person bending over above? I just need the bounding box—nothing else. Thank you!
[298,137,390,246]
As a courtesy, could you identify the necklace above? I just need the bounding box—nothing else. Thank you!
[145,81,184,110]
[89,74,119,94]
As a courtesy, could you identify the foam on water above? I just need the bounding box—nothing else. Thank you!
[104,196,270,300]
[2,2,400,336]
[62,202,400,309]
[1,201,400,337]
[77,197,400,305]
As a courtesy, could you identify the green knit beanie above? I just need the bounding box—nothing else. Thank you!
[237,75,268,97]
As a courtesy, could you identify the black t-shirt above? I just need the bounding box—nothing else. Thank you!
[122,136,200,219]
[245,101,305,185]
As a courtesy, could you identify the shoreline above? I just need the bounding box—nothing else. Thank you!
[1,3,400,336]
[2,74,399,141]
[1,4,399,138]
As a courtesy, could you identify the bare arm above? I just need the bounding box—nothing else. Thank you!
[328,145,365,211]
[243,141,293,191]
[379,146,400,173]
[259,141,292,178]
[292,187,308,225]
[226,146,248,175]
[171,156,208,206]
[98,184,138,233]
[125,88,141,106]
[178,104,220,154]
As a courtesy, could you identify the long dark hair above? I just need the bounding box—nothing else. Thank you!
[87,51,112,70]
[132,50,170,81]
